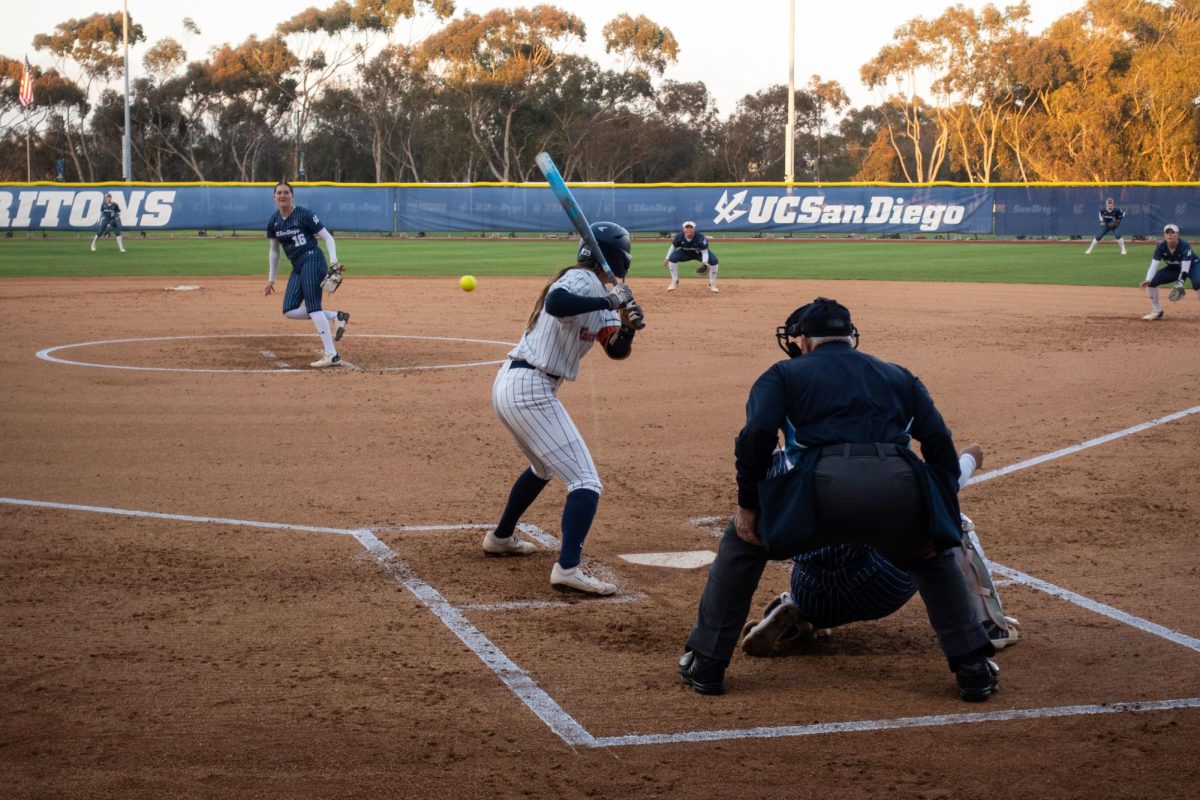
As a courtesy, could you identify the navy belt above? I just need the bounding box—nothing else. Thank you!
[817,443,904,458]
[510,359,562,381]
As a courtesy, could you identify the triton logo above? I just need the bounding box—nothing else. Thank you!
[713,190,749,224]
[0,190,177,228]
[709,191,970,232]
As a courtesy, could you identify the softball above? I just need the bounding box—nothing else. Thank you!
[459,275,477,292]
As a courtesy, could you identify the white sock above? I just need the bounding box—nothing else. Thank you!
[285,307,309,320]
[668,263,678,282]
[117,235,125,251]
[1148,287,1161,313]
[90,236,98,247]
[324,310,338,320]
[708,264,718,285]
[310,311,336,354]
[1086,239,1097,252]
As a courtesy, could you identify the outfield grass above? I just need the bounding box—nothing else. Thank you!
[0,235,1146,286]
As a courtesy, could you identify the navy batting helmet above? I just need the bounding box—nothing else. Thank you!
[578,222,632,279]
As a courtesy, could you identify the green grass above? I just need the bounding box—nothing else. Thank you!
[0,235,1146,286]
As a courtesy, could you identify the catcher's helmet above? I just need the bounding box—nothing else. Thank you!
[776,297,859,357]
[578,221,633,279]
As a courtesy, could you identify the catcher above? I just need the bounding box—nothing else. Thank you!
[1085,197,1126,255]
[264,180,351,367]
[739,441,1020,659]
[1138,223,1196,321]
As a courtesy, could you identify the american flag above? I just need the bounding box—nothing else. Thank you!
[19,57,34,107]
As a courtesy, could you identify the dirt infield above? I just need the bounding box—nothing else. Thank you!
[2,274,1199,799]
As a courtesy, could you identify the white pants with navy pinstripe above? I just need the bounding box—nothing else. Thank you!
[491,361,602,494]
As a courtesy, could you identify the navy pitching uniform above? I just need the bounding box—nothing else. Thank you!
[1140,224,1196,320]
[664,221,720,293]
[1086,198,1126,254]
[265,182,350,368]
[90,195,125,252]
[484,222,641,596]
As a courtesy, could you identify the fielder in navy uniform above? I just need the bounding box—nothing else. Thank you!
[739,439,1019,658]
[264,181,350,368]
[1139,223,1197,320]
[90,193,126,253]
[484,222,643,595]
[664,220,720,293]
[680,298,999,701]
[1085,197,1126,255]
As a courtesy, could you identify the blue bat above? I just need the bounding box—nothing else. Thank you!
[535,152,620,286]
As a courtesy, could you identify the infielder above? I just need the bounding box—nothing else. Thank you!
[664,221,720,293]
[1139,223,1196,320]
[90,193,126,253]
[1085,197,1126,255]
[264,181,350,368]
[485,222,643,595]
[740,441,1020,657]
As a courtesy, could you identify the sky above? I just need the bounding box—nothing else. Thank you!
[5,0,1087,116]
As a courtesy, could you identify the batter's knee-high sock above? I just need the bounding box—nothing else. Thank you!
[285,307,309,320]
[494,467,551,539]
[558,488,600,569]
[310,310,336,354]
[322,310,338,320]
[1147,286,1162,313]
[668,263,679,282]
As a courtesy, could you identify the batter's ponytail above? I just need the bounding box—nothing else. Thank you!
[525,263,605,332]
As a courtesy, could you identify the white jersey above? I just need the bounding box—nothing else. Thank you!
[508,267,619,381]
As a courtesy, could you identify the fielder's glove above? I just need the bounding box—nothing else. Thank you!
[1168,278,1187,302]
[620,300,646,331]
[321,262,345,293]
[1105,221,1119,230]
[695,263,710,275]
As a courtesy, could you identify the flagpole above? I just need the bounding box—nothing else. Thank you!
[122,0,132,182]
[25,107,32,182]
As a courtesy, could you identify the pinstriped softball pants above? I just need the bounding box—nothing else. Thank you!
[282,249,328,314]
[491,361,603,494]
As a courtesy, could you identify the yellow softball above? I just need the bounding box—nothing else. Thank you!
[459,275,477,292]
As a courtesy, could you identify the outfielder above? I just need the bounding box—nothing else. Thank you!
[264,181,350,368]
[739,441,1020,658]
[664,221,720,293]
[90,193,126,253]
[484,222,643,595]
[1139,223,1196,320]
[1085,197,1126,255]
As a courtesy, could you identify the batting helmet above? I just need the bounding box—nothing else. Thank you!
[578,221,633,279]
[776,297,859,357]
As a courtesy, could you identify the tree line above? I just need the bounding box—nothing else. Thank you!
[1,0,1197,184]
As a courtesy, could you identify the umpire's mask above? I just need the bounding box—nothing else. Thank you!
[775,297,860,357]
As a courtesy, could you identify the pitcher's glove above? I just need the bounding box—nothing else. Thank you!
[321,262,345,293]
[695,263,710,275]
[620,300,646,331]
[1168,278,1187,302]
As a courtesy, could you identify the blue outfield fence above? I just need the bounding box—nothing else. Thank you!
[1,183,1197,236]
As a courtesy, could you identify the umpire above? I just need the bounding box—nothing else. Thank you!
[679,297,998,701]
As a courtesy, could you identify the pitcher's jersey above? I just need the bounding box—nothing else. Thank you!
[100,200,122,221]
[667,231,711,258]
[509,267,619,381]
[267,206,325,265]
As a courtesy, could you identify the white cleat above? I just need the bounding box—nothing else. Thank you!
[1142,310,1164,321]
[551,562,616,596]
[90,243,96,252]
[709,284,719,293]
[310,353,342,368]
[667,280,679,292]
[482,530,535,556]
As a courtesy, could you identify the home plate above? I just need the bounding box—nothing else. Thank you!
[619,551,716,569]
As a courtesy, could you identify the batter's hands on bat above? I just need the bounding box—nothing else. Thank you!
[264,280,275,295]
[735,507,761,547]
[620,301,645,331]
[605,282,634,310]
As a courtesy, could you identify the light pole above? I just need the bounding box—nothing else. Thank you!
[122,0,132,182]
[784,0,795,184]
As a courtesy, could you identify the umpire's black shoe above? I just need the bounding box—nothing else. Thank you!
[955,658,999,702]
[679,650,725,695]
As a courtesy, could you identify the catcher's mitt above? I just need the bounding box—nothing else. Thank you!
[1168,278,1187,302]
[620,300,646,331]
[321,262,345,293]
[695,263,710,275]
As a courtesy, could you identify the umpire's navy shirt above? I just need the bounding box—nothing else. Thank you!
[734,341,960,509]
[267,206,326,265]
